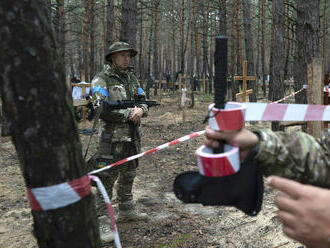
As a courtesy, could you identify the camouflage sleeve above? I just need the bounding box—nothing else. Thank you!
[92,75,131,123]
[253,128,330,188]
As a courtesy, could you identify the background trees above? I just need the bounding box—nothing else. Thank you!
[39,0,330,97]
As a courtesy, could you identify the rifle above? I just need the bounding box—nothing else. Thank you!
[102,99,160,110]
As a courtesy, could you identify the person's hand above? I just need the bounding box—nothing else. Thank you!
[204,127,259,160]
[267,176,330,248]
[129,107,143,125]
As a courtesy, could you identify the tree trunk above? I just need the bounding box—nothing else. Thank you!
[271,0,285,131]
[153,0,161,96]
[261,0,267,96]
[120,0,137,66]
[268,20,275,101]
[55,0,65,69]
[106,0,114,51]
[242,0,257,102]
[218,0,227,35]
[294,0,321,104]
[82,0,90,81]
[0,1,100,247]
[90,0,96,81]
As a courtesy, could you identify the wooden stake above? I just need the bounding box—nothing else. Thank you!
[307,58,322,138]
[234,60,255,102]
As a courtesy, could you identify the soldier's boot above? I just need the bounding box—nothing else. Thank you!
[98,216,114,244]
[117,209,148,223]
[117,201,149,222]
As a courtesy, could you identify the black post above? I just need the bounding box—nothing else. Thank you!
[213,36,228,153]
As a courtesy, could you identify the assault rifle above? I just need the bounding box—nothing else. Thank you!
[102,99,160,110]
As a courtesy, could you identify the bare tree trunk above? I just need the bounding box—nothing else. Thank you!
[153,0,161,96]
[268,20,275,101]
[120,0,137,66]
[192,0,200,79]
[55,0,65,69]
[82,0,90,81]
[261,0,267,96]
[0,1,100,247]
[90,0,96,81]
[230,0,239,100]
[271,0,285,131]
[294,0,321,104]
[188,2,195,108]
[106,0,114,50]
[218,0,227,35]
[242,0,257,102]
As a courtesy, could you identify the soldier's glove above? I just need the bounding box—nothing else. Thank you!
[173,158,264,216]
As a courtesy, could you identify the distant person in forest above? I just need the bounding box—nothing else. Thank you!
[90,41,149,243]
[204,126,330,247]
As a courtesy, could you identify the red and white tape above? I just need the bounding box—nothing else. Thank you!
[208,102,246,131]
[271,87,305,104]
[196,145,240,177]
[27,175,91,211]
[245,103,330,121]
[89,176,121,248]
[88,130,206,175]
[324,86,329,93]
[195,102,246,177]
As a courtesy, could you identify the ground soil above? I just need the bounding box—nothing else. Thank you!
[0,95,304,248]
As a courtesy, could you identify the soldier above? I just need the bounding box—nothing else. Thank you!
[90,41,149,243]
[204,127,330,247]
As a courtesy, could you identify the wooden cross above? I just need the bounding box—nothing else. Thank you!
[72,83,92,122]
[234,60,256,102]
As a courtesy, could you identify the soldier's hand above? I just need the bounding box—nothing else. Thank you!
[129,107,143,125]
[267,176,330,248]
[204,126,259,160]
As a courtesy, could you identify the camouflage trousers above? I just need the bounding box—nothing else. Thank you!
[88,141,139,216]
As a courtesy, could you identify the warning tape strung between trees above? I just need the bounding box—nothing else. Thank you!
[88,131,206,175]
[271,86,306,104]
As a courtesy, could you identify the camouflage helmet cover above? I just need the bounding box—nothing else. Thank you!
[105,41,138,61]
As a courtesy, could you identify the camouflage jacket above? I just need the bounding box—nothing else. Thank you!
[254,128,330,188]
[91,64,148,145]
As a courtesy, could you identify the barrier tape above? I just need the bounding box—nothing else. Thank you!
[271,86,306,104]
[245,102,330,121]
[89,176,121,248]
[196,102,246,177]
[324,86,329,93]
[27,175,91,211]
[88,130,206,175]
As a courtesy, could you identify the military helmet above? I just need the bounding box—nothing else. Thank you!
[105,41,138,61]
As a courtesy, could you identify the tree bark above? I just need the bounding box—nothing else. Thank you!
[218,0,227,36]
[261,0,267,96]
[0,1,100,247]
[106,0,114,51]
[90,0,96,81]
[120,0,137,66]
[294,0,321,104]
[271,0,285,131]
[242,0,257,102]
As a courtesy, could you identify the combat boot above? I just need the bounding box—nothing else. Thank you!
[117,209,149,223]
[98,216,114,244]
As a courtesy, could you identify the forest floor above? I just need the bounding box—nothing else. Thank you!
[0,94,304,248]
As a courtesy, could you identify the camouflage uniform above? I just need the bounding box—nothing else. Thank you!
[253,128,330,188]
[91,44,148,214]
